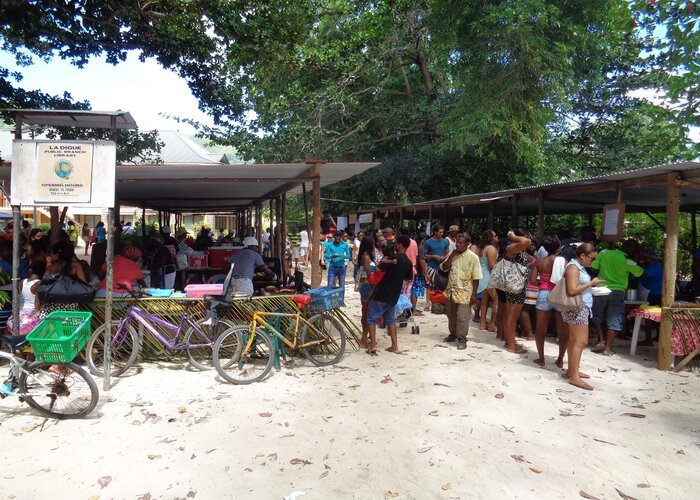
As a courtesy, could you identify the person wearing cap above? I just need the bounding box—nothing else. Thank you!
[174,227,194,256]
[228,237,275,296]
[97,245,146,297]
[446,225,459,252]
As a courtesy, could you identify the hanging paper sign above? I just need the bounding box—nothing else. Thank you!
[11,140,116,207]
[34,142,93,203]
[358,213,373,223]
[601,204,625,241]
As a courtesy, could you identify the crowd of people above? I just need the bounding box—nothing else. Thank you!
[323,223,665,392]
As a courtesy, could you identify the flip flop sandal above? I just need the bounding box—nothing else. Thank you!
[591,343,605,353]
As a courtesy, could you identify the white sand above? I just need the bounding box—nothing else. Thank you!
[1,284,699,499]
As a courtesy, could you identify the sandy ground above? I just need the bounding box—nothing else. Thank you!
[1,276,699,500]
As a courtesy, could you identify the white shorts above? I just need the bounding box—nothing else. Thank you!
[299,246,308,256]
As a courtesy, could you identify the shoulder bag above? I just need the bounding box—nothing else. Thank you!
[37,273,97,304]
[546,275,582,311]
[488,258,528,294]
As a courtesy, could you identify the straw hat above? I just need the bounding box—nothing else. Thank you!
[175,227,188,238]
[449,225,459,233]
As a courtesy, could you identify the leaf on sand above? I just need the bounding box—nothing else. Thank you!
[495,393,504,399]
[147,454,162,460]
[511,455,527,463]
[259,412,272,417]
[290,458,312,466]
[433,382,450,387]
[381,375,393,384]
[97,476,112,489]
[636,483,651,489]
[137,494,151,500]
[178,406,187,413]
[417,446,433,453]
[579,491,601,500]
[621,413,646,418]
[384,492,399,498]
[529,467,542,474]
[615,488,639,500]
[428,410,439,416]
[441,483,451,491]
[319,470,329,479]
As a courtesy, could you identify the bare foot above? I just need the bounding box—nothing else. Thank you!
[479,322,487,330]
[555,358,564,368]
[488,325,497,333]
[523,336,536,341]
[385,347,402,354]
[561,370,591,379]
[359,338,368,349]
[533,358,545,367]
[506,344,527,354]
[569,378,594,391]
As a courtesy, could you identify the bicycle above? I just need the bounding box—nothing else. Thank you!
[85,271,237,377]
[0,333,98,419]
[212,290,347,384]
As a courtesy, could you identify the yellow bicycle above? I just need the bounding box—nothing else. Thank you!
[212,292,346,384]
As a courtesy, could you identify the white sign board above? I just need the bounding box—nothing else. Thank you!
[11,140,116,207]
[358,213,373,224]
[336,216,348,230]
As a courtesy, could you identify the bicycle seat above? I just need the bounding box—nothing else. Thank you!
[291,294,311,309]
[1,334,29,351]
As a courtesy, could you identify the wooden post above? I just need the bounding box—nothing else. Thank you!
[659,173,680,370]
[269,199,275,257]
[538,192,545,242]
[281,192,288,285]
[256,203,263,249]
[276,197,283,262]
[691,210,697,251]
[511,195,519,228]
[310,165,322,287]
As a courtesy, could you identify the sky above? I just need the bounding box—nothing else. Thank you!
[0,51,213,134]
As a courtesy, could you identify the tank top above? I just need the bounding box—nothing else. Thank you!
[539,273,555,291]
[477,252,491,293]
[21,278,40,312]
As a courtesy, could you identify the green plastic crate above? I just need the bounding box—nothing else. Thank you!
[26,311,93,363]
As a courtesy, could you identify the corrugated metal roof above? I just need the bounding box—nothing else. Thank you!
[0,109,137,129]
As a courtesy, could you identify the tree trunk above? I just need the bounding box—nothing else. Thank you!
[50,207,62,245]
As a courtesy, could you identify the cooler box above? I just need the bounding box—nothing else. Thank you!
[188,253,208,269]
[184,284,224,298]
[208,247,241,269]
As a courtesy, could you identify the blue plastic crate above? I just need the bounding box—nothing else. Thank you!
[306,286,345,312]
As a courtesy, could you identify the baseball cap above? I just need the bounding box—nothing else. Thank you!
[243,236,259,246]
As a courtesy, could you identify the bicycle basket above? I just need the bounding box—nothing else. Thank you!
[306,287,345,312]
[26,311,93,363]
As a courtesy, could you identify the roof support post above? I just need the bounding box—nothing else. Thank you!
[281,193,288,285]
[103,207,115,391]
[302,182,310,232]
[692,210,697,251]
[256,204,262,249]
[269,199,275,258]
[275,197,282,261]
[538,192,545,242]
[311,165,322,288]
[659,172,680,370]
[511,195,519,228]
[11,205,20,338]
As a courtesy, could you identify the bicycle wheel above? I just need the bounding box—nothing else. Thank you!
[85,320,139,377]
[184,317,235,371]
[19,361,99,419]
[300,313,346,366]
[213,326,273,384]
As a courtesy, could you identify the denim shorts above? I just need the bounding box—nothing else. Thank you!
[535,289,558,312]
[592,290,625,331]
[367,300,397,326]
[411,276,425,298]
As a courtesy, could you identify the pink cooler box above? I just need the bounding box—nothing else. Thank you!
[184,284,224,298]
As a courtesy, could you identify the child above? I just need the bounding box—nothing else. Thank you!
[7,260,46,335]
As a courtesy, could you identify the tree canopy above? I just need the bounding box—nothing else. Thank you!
[0,0,697,215]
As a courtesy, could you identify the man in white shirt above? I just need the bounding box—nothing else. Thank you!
[299,226,310,266]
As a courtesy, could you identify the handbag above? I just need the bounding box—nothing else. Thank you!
[37,273,97,304]
[546,278,582,311]
[488,258,527,294]
[427,267,449,292]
